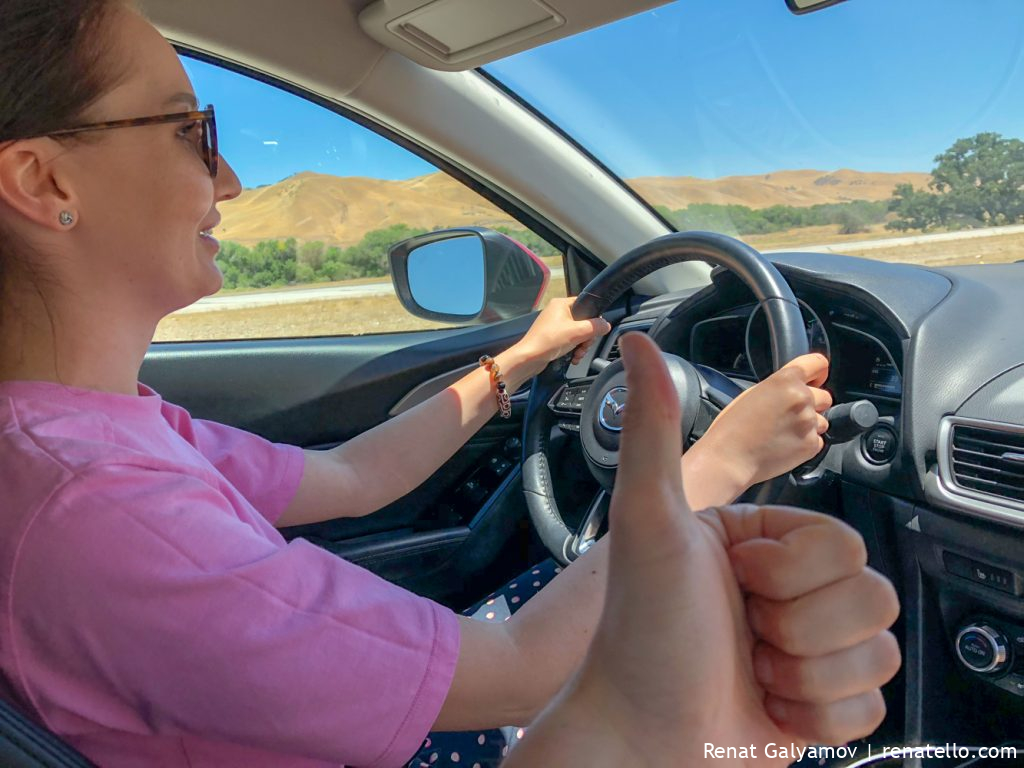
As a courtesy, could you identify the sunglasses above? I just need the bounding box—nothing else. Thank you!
[7,104,219,177]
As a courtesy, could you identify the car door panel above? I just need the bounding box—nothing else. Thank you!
[140,312,536,444]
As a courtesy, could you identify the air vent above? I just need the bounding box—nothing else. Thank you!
[950,424,1024,503]
[607,338,623,362]
[604,323,653,362]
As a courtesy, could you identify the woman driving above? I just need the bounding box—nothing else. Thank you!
[0,1,900,766]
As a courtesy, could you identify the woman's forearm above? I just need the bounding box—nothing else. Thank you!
[679,438,751,511]
[279,300,609,527]
[323,343,539,518]
[499,678,641,768]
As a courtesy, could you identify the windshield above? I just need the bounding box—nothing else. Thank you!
[486,0,1024,267]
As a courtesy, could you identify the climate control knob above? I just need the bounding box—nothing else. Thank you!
[956,624,1010,674]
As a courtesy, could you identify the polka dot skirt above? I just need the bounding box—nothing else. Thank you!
[405,559,561,768]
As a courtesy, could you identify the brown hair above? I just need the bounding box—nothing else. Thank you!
[0,0,127,332]
[0,0,126,142]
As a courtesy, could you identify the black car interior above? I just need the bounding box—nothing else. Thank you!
[8,237,1024,768]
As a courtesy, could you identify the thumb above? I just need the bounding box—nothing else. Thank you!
[609,333,691,536]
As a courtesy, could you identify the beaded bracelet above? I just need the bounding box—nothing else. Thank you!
[479,355,512,419]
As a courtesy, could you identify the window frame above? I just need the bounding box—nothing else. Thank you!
[174,46,601,295]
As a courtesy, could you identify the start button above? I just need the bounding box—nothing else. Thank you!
[863,425,898,464]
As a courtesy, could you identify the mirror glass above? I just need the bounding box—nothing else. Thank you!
[407,234,485,316]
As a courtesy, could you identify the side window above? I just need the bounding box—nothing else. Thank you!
[155,57,566,343]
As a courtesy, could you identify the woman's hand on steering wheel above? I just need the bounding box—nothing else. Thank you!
[513,297,612,380]
[693,353,833,491]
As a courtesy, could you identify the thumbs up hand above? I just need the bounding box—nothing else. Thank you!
[505,332,900,766]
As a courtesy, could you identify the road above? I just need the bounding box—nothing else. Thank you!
[178,223,1024,315]
[176,268,566,314]
[177,268,566,314]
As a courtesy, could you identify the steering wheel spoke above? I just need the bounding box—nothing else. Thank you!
[568,490,609,560]
[694,364,745,408]
[689,363,755,441]
[690,396,721,443]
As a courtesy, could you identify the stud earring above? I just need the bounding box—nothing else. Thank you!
[58,211,74,226]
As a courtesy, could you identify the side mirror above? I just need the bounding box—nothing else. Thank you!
[785,0,847,13]
[388,227,550,324]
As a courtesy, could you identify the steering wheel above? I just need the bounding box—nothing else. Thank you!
[522,231,809,566]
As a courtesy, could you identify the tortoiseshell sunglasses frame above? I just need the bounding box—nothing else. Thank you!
[7,105,218,177]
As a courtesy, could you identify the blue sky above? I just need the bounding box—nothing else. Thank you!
[181,58,436,187]
[184,0,1024,188]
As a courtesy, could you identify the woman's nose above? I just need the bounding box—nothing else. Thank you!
[215,155,242,202]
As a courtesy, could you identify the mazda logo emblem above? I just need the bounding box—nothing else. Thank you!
[599,387,628,432]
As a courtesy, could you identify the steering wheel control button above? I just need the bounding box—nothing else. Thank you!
[956,624,1009,674]
[863,425,898,464]
[549,382,593,415]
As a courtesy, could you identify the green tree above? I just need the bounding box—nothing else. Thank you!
[835,208,868,235]
[214,223,563,289]
[888,132,1024,230]
[298,241,327,272]
[931,132,1024,225]
[657,200,886,236]
[886,184,947,231]
[342,224,427,278]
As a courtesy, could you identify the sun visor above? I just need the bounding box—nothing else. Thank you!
[358,0,674,71]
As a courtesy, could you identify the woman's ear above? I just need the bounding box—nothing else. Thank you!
[0,139,79,232]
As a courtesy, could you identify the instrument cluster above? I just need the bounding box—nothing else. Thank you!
[688,299,903,414]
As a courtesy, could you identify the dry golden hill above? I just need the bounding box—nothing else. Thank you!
[629,169,931,210]
[215,171,518,247]
[215,169,931,247]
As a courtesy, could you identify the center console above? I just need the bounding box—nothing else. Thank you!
[859,488,1024,767]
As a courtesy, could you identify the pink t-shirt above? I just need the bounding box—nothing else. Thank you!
[0,380,460,767]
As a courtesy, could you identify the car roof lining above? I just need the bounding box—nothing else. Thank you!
[140,0,387,98]
[143,0,674,84]
[357,0,675,71]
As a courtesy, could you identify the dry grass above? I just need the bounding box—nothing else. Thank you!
[745,224,893,251]
[748,225,1024,267]
[834,231,1024,267]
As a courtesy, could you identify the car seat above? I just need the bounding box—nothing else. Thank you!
[0,698,94,767]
